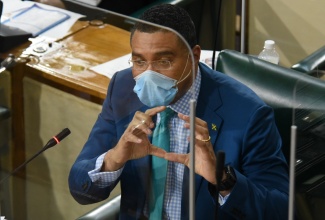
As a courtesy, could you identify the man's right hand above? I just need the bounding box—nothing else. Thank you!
[101,106,166,172]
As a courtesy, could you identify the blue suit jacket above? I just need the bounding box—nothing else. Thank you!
[69,63,288,219]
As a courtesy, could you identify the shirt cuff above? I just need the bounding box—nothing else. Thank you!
[88,152,124,187]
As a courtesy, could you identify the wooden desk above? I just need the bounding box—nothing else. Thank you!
[15,20,130,101]
[8,20,131,219]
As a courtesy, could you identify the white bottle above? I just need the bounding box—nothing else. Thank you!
[258,40,280,64]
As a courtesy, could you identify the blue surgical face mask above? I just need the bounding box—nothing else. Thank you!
[133,55,191,107]
[133,70,178,107]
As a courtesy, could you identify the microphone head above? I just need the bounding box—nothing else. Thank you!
[56,128,71,142]
[44,128,71,149]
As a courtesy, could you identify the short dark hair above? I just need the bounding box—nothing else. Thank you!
[130,4,197,48]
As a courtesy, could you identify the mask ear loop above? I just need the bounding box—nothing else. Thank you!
[177,70,192,85]
[176,53,191,85]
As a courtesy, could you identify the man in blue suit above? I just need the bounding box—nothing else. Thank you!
[69,4,288,219]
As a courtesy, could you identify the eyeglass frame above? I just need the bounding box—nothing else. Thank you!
[128,59,173,71]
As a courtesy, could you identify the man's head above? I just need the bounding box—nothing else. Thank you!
[130,4,201,107]
[130,4,197,49]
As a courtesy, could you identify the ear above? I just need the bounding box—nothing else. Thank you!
[191,45,201,65]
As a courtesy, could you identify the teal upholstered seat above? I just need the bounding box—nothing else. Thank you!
[216,49,325,220]
[215,49,325,164]
[291,45,325,75]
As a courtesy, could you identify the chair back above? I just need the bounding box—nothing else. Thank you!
[215,49,325,168]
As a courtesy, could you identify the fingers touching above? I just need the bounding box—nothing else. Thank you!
[149,145,189,167]
[178,112,210,143]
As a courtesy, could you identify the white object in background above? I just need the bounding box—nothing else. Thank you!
[1,0,84,40]
[258,40,280,64]
[200,50,219,69]
[22,37,63,57]
[90,53,131,78]
[2,4,70,36]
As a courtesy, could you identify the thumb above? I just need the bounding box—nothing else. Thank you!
[149,145,166,158]
[165,152,189,166]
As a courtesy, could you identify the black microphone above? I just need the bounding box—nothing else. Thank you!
[0,54,39,74]
[216,150,225,184]
[0,128,71,184]
[215,150,225,220]
[44,127,71,149]
[0,54,16,74]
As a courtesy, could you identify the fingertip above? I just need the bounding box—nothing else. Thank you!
[178,113,188,120]
[146,106,166,116]
[148,145,157,155]
[158,106,167,112]
[150,145,167,158]
[146,128,152,134]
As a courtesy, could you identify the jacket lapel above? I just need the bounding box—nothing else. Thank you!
[193,64,224,200]
[181,64,224,218]
[196,63,224,147]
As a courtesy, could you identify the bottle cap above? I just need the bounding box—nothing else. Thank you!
[264,40,275,49]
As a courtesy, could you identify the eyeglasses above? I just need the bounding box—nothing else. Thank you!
[128,59,172,71]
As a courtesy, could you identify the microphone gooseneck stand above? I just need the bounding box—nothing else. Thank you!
[189,99,196,220]
[0,128,71,184]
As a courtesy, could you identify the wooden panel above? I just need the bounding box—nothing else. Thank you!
[5,19,131,219]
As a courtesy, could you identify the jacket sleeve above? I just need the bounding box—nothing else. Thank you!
[220,105,289,220]
[68,72,120,204]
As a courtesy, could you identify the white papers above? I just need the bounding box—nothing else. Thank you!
[90,53,131,78]
[1,0,84,39]
[2,4,70,36]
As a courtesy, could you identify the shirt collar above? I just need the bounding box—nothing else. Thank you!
[169,68,201,115]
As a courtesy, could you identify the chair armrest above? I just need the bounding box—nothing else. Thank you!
[292,45,325,74]
[77,195,121,220]
[0,106,10,121]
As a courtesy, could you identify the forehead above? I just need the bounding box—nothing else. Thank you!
[131,31,187,57]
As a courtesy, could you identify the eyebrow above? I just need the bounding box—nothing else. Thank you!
[131,51,176,59]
